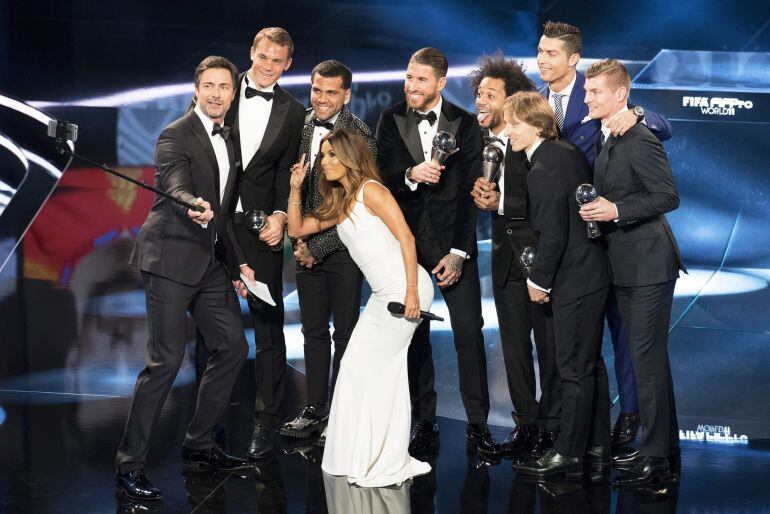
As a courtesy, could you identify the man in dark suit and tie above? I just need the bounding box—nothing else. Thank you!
[536,21,674,448]
[376,47,496,455]
[495,92,610,477]
[278,60,375,442]
[116,56,251,501]
[470,54,560,459]
[222,27,305,458]
[580,59,686,486]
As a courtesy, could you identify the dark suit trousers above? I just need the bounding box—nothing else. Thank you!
[233,222,286,426]
[410,235,489,424]
[493,276,559,431]
[614,280,679,457]
[295,249,363,409]
[552,286,611,457]
[606,287,640,414]
[116,259,247,473]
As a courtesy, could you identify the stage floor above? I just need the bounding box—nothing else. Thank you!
[1,377,769,514]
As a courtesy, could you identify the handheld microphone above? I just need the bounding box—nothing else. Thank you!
[387,302,444,322]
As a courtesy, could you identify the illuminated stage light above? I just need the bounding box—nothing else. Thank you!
[674,268,767,297]
[0,406,5,426]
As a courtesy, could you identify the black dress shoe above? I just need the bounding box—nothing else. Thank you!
[278,405,327,438]
[248,424,274,460]
[610,412,641,448]
[516,448,583,477]
[530,430,556,459]
[115,470,163,501]
[409,420,440,455]
[614,456,671,487]
[613,447,640,469]
[498,424,535,454]
[182,445,253,472]
[585,445,611,471]
[466,422,500,455]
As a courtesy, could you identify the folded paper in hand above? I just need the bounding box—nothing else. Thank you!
[240,273,276,306]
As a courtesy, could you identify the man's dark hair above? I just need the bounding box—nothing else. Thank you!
[409,47,449,78]
[468,52,534,96]
[194,55,238,88]
[311,60,353,90]
[542,20,583,56]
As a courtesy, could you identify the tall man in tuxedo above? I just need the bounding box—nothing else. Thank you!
[469,54,561,459]
[279,60,375,440]
[377,47,496,455]
[536,21,673,447]
[116,56,251,501]
[222,27,305,458]
[580,59,685,486]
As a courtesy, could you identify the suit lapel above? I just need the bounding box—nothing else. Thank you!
[225,73,244,160]
[562,72,586,136]
[593,134,616,191]
[394,105,425,164]
[245,85,290,172]
[438,100,461,140]
[221,138,239,211]
[189,112,221,209]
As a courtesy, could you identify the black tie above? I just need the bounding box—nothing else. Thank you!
[245,87,274,101]
[312,118,334,130]
[600,131,607,146]
[414,111,437,126]
[212,124,230,139]
[484,135,503,146]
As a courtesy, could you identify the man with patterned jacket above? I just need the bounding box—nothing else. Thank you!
[279,60,376,444]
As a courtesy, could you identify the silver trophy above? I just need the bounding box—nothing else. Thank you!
[575,183,602,239]
[245,209,283,252]
[431,131,458,165]
[520,246,537,276]
[481,144,504,182]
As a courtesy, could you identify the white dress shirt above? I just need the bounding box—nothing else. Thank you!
[310,111,339,169]
[547,72,576,118]
[193,104,230,204]
[235,73,275,213]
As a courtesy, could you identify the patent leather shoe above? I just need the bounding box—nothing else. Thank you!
[516,448,583,477]
[409,420,440,455]
[612,447,640,469]
[585,445,611,471]
[467,422,500,455]
[498,424,535,454]
[610,412,641,447]
[531,429,556,459]
[614,456,671,487]
[115,470,163,501]
[248,424,274,460]
[182,445,253,472]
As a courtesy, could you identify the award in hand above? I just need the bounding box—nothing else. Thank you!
[481,143,504,183]
[244,210,283,252]
[427,131,458,186]
[575,184,602,239]
[520,246,537,276]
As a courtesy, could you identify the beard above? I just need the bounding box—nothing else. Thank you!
[406,89,438,112]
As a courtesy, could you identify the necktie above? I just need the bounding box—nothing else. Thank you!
[312,118,334,130]
[211,124,230,139]
[552,92,565,131]
[484,135,503,146]
[600,131,607,146]
[414,110,437,126]
[245,87,274,101]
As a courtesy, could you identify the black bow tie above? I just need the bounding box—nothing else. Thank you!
[312,118,334,130]
[414,110,437,126]
[245,87,274,101]
[211,124,230,139]
[484,135,503,146]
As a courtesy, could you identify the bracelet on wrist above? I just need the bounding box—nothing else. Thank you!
[406,284,418,288]
[287,199,301,205]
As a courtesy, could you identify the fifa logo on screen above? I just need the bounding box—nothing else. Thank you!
[682,96,754,116]
[679,424,749,443]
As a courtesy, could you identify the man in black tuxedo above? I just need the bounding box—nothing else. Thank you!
[376,47,495,454]
[116,56,251,501]
[580,59,685,486]
[496,92,610,477]
[470,54,560,459]
[278,60,375,440]
[222,27,305,458]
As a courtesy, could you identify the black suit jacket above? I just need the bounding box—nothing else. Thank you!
[129,110,242,285]
[376,98,482,258]
[225,73,305,252]
[527,139,610,300]
[594,124,686,287]
[490,137,537,288]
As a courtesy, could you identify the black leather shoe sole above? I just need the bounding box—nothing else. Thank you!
[115,484,163,501]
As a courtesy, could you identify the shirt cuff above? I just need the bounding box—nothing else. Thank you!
[405,169,418,191]
[613,203,620,223]
[527,278,551,293]
[450,248,468,260]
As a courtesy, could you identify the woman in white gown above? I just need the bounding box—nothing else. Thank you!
[287,128,433,487]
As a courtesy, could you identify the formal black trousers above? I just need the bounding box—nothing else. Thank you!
[410,234,488,423]
[552,286,611,457]
[295,249,363,409]
[493,276,560,431]
[116,259,247,474]
[614,279,679,457]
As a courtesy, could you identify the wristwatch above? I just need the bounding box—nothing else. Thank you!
[633,105,645,123]
[406,167,415,182]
